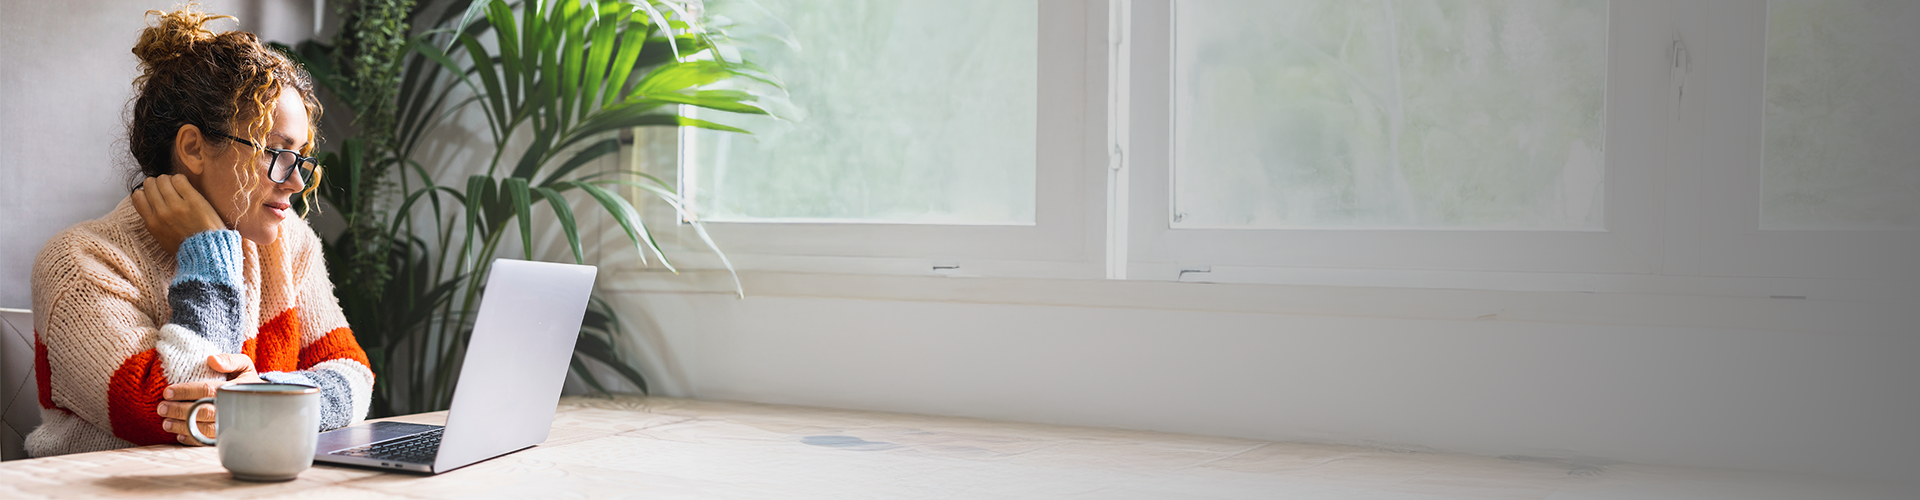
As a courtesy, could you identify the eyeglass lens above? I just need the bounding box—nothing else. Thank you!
[268,151,315,185]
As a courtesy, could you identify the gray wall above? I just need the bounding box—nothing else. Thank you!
[608,273,1919,484]
[0,0,321,311]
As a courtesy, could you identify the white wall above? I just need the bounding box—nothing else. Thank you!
[603,271,1918,484]
[0,0,321,310]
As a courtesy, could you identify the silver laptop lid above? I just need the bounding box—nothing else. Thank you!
[432,259,596,473]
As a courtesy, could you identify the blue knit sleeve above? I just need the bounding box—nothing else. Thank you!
[166,230,247,353]
[154,229,249,385]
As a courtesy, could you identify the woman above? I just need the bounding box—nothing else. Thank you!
[25,7,372,457]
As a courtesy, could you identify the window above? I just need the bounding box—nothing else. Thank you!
[1758,0,1920,230]
[1171,0,1609,230]
[1692,0,1920,282]
[644,0,1107,279]
[1123,0,1666,285]
[684,0,1038,225]
[634,0,1916,297]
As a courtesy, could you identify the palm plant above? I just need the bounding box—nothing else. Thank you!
[290,0,782,415]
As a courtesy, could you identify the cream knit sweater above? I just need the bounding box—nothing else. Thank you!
[26,199,373,457]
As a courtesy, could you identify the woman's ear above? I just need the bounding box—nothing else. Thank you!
[173,124,209,177]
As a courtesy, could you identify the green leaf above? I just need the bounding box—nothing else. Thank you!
[485,0,524,106]
[481,176,512,234]
[579,7,622,117]
[560,180,668,270]
[456,34,509,137]
[630,60,732,96]
[534,3,563,127]
[558,105,745,153]
[285,41,356,104]
[645,89,773,115]
[518,0,544,104]
[539,137,621,188]
[505,177,534,260]
[556,0,588,128]
[569,355,613,396]
[388,184,456,245]
[576,167,677,193]
[463,175,488,269]
[397,42,438,148]
[601,14,645,108]
[509,123,559,180]
[444,0,494,52]
[632,0,680,61]
[574,331,650,395]
[532,186,584,264]
[590,179,740,297]
[345,139,365,211]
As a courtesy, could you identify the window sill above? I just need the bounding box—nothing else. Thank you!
[601,268,1913,334]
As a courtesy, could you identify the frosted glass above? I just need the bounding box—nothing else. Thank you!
[684,0,1037,224]
[1172,1,1608,229]
[1762,0,1920,229]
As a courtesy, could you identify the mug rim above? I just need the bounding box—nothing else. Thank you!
[220,382,320,395]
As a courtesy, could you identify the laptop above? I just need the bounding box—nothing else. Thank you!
[312,259,598,474]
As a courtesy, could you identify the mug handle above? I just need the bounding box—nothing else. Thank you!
[185,397,218,446]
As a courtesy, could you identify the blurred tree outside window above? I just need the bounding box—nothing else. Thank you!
[1173,0,1609,230]
[1761,0,1920,230]
[679,0,1039,225]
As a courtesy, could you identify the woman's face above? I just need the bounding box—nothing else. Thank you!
[189,89,311,246]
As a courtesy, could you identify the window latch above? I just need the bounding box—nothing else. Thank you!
[1671,37,1689,99]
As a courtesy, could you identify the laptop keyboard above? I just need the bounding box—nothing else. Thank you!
[332,428,443,464]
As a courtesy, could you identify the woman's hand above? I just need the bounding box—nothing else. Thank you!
[156,353,262,446]
[130,174,226,256]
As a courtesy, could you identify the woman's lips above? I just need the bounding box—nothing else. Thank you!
[264,201,292,219]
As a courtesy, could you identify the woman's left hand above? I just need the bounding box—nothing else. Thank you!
[156,353,262,446]
[130,174,226,256]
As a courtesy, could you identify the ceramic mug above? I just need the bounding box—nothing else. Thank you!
[186,383,321,481]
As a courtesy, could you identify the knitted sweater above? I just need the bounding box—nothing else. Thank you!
[25,199,373,457]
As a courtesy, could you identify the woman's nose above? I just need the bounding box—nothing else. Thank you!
[280,168,305,193]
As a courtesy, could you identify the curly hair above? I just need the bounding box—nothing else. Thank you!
[127,4,324,212]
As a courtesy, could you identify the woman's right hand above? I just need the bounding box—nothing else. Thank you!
[156,353,262,446]
[130,174,226,255]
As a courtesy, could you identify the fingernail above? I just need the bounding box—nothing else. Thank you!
[155,403,167,416]
[162,421,172,432]
[164,388,174,399]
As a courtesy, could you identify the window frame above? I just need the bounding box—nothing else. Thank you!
[1122,0,1673,286]
[626,0,1917,301]
[1689,0,1920,282]
[642,0,1111,280]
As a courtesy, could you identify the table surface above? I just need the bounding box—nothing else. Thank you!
[0,396,1896,499]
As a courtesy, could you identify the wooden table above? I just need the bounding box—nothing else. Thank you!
[0,396,1894,499]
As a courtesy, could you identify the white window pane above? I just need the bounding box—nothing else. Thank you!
[1172,0,1608,229]
[1762,0,1920,230]
[686,0,1037,224]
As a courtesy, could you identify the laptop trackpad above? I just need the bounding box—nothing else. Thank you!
[317,421,444,454]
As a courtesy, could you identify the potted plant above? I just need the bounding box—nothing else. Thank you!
[286,0,785,416]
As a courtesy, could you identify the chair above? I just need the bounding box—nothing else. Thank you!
[1,308,39,461]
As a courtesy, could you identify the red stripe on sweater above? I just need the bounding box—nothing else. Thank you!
[34,330,57,411]
[249,307,303,373]
[107,349,175,445]
[299,327,372,376]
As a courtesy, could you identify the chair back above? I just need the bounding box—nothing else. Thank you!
[1,308,39,461]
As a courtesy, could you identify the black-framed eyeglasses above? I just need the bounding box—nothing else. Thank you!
[201,128,320,186]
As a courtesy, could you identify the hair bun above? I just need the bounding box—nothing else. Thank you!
[132,6,236,65]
